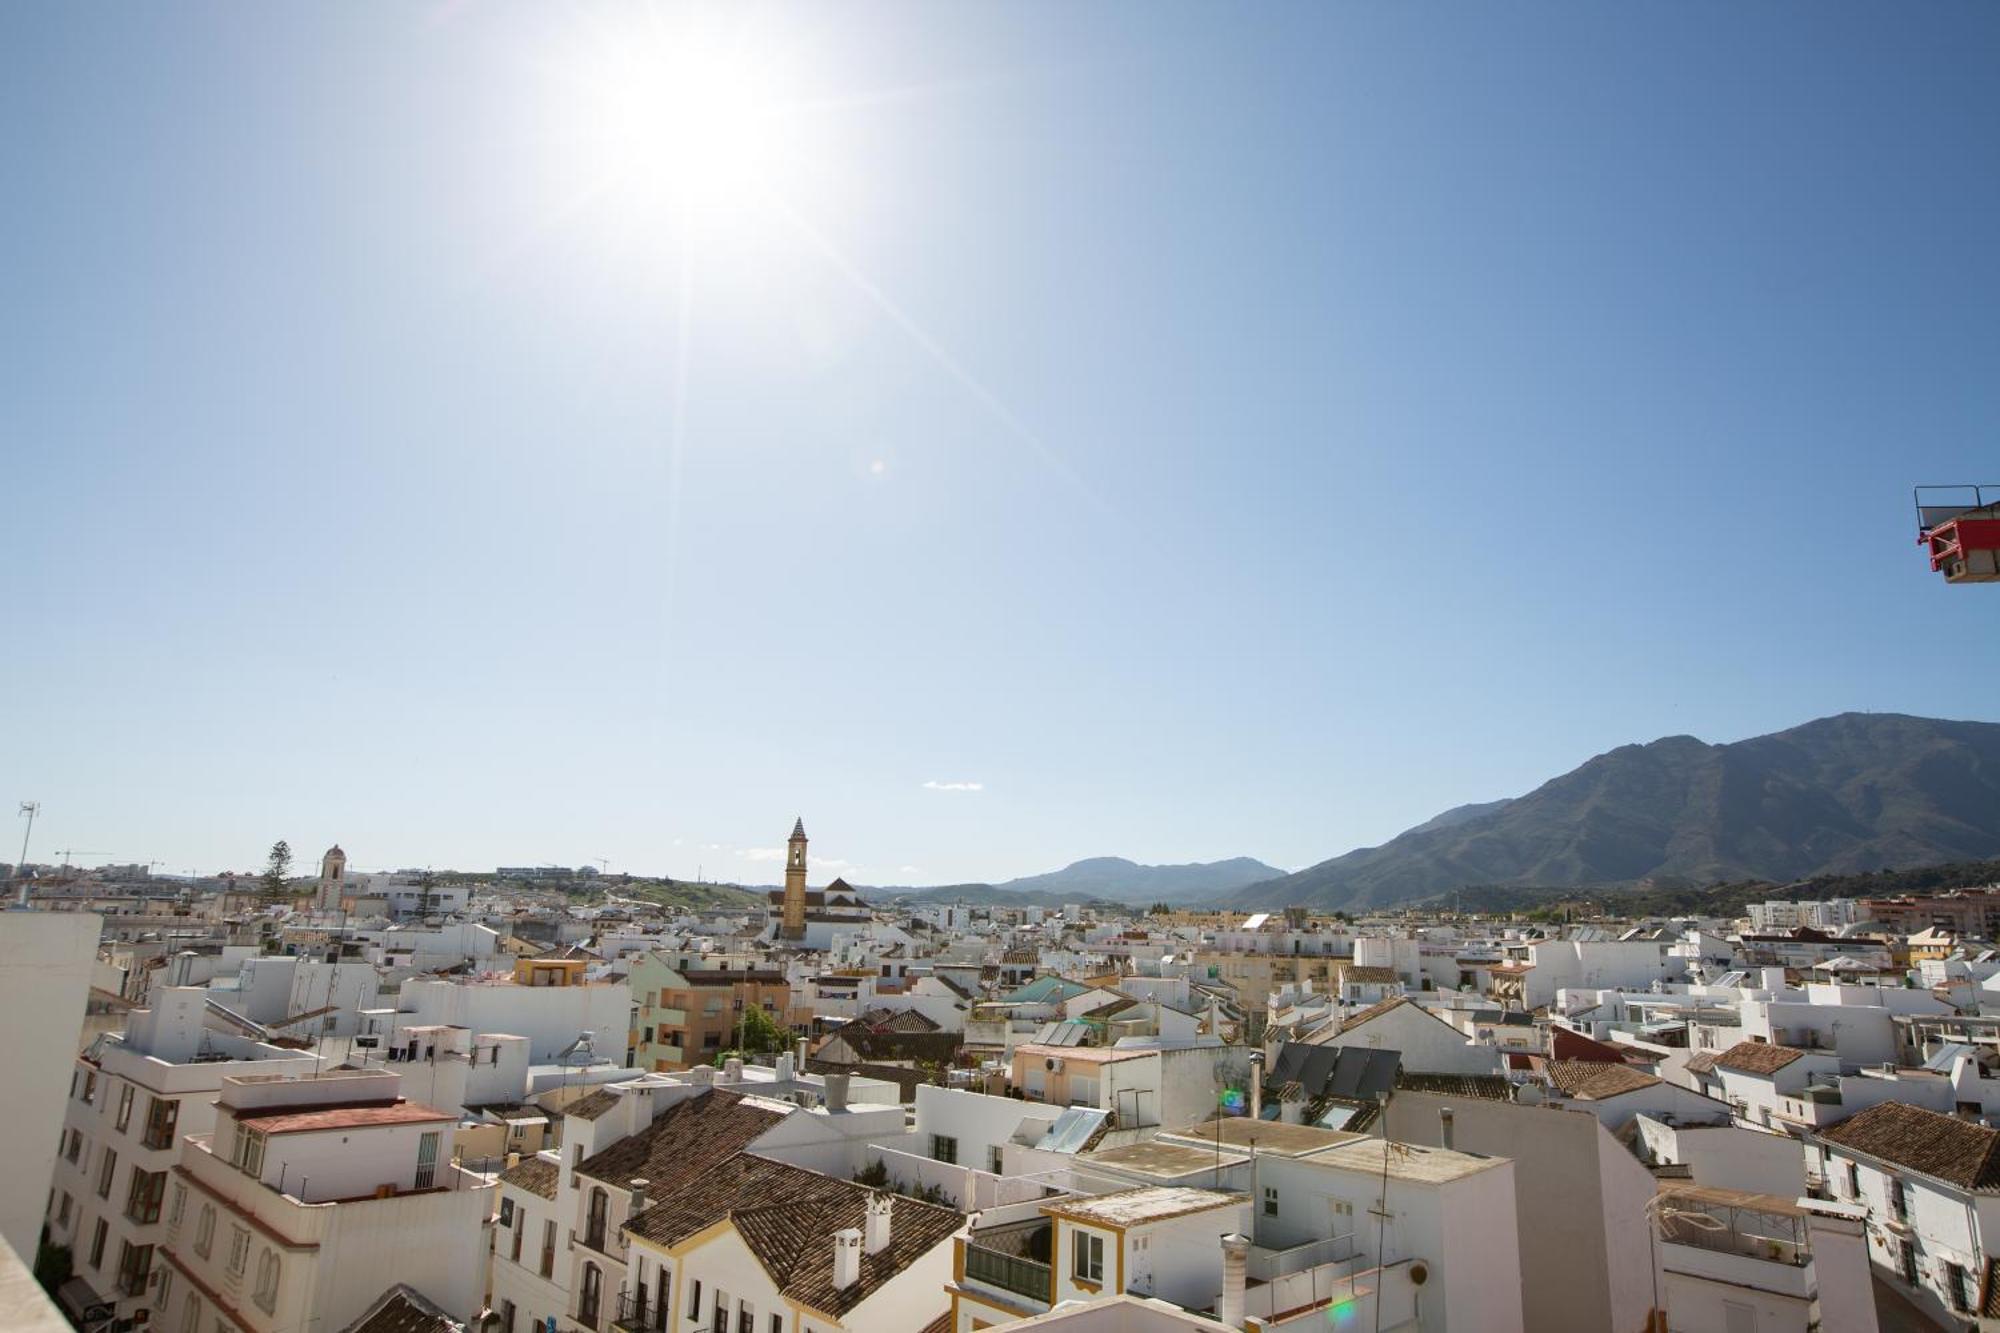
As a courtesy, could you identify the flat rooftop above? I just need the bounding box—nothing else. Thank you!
[1083,1140,1248,1180]
[1305,1138,1505,1184]
[1160,1119,1367,1158]
[1044,1187,1246,1228]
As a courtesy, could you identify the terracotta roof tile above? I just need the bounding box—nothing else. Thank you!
[235,1102,454,1135]
[500,1154,559,1201]
[576,1088,786,1198]
[1818,1101,2000,1191]
[1713,1041,1808,1076]
[1545,1060,1660,1100]
[626,1154,960,1318]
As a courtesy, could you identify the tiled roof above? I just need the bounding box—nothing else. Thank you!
[1394,1072,1515,1101]
[1336,996,1411,1034]
[1712,1041,1807,1076]
[1980,1255,2000,1319]
[625,1154,961,1318]
[500,1154,559,1201]
[1545,1060,1660,1100]
[233,1101,455,1135]
[1683,1051,1721,1075]
[1334,965,1401,985]
[1549,1027,1630,1064]
[577,1088,786,1197]
[1818,1101,2000,1191]
[562,1087,626,1121]
[339,1285,462,1333]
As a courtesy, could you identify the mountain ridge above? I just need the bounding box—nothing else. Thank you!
[1227,712,2000,911]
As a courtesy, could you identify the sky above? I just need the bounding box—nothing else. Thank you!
[5,2,2000,886]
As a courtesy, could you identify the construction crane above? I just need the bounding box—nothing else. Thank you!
[1915,486,2000,583]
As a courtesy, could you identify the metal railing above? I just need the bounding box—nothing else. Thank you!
[612,1291,669,1332]
[964,1243,1051,1304]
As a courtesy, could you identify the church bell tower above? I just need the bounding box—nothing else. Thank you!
[781,818,808,939]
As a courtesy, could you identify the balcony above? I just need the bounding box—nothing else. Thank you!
[1247,1232,1358,1283]
[612,1291,670,1333]
[965,1244,1052,1305]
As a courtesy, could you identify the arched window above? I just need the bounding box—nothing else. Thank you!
[579,1262,603,1328]
[586,1186,609,1250]
[253,1249,281,1313]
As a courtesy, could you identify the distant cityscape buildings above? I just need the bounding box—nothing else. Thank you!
[14,822,2000,1330]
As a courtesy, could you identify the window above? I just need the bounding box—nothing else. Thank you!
[1891,1177,1909,1221]
[499,1197,515,1227]
[931,1135,958,1165]
[116,1085,135,1133]
[157,1264,173,1312]
[737,1302,753,1333]
[144,1097,181,1151]
[116,1240,154,1297]
[97,1148,118,1199]
[1072,1231,1104,1284]
[56,1192,71,1229]
[234,1126,267,1179]
[83,1071,98,1105]
[227,1225,250,1276]
[499,1300,516,1333]
[1264,1186,1279,1217]
[89,1218,108,1269]
[416,1131,440,1190]
[769,1317,781,1333]
[126,1167,167,1224]
[194,1204,216,1259]
[687,1279,703,1321]
[180,1292,200,1333]
[541,1220,556,1278]
[1845,1162,1860,1198]
[253,1249,281,1313]
[65,1129,81,1165]
[989,1145,1005,1174]
[169,1183,186,1227]
[579,1264,603,1330]
[1948,1261,1970,1311]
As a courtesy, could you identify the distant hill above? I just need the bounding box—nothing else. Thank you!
[1228,713,2000,912]
[873,855,1283,908]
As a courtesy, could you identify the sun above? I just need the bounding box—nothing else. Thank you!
[543,9,813,233]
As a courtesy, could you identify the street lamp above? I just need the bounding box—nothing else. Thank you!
[14,801,40,907]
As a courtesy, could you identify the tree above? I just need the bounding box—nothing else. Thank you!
[260,840,293,903]
[416,867,438,918]
[723,1003,787,1058]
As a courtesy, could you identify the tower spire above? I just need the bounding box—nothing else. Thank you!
[782,818,809,939]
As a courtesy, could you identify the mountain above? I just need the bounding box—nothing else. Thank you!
[996,856,1284,902]
[1228,713,2000,911]
[872,856,1285,907]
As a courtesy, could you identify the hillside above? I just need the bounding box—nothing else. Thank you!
[1229,713,2000,911]
[872,855,1281,908]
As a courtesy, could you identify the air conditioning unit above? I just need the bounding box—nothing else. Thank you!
[1046,1058,1064,1073]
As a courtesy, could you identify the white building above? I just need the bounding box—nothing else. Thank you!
[390,973,632,1063]
[1,911,100,1260]
[43,989,318,1325]
[1813,1100,2000,1327]
[156,1067,492,1333]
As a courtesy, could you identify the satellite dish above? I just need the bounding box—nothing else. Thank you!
[1409,1260,1429,1286]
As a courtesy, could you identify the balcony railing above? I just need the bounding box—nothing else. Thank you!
[613,1291,670,1333]
[964,1243,1051,1305]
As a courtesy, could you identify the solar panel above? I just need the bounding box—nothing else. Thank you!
[1035,1106,1110,1154]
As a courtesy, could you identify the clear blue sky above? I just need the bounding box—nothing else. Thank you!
[6,2,2000,885]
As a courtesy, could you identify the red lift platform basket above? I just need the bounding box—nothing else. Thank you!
[1916,485,2000,584]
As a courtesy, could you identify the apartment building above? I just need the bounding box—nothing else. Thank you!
[45,989,319,1327]
[156,1067,492,1333]
[627,954,796,1071]
[389,967,632,1063]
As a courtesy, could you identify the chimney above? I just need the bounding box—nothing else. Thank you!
[831,1228,863,1290]
[776,1052,795,1081]
[629,1178,650,1217]
[825,1072,850,1113]
[863,1191,893,1254]
[1249,1051,1265,1122]
[796,1036,809,1066]
[723,1057,744,1083]
[1219,1232,1250,1329]
[1439,1107,1455,1152]
[506,1151,520,1170]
